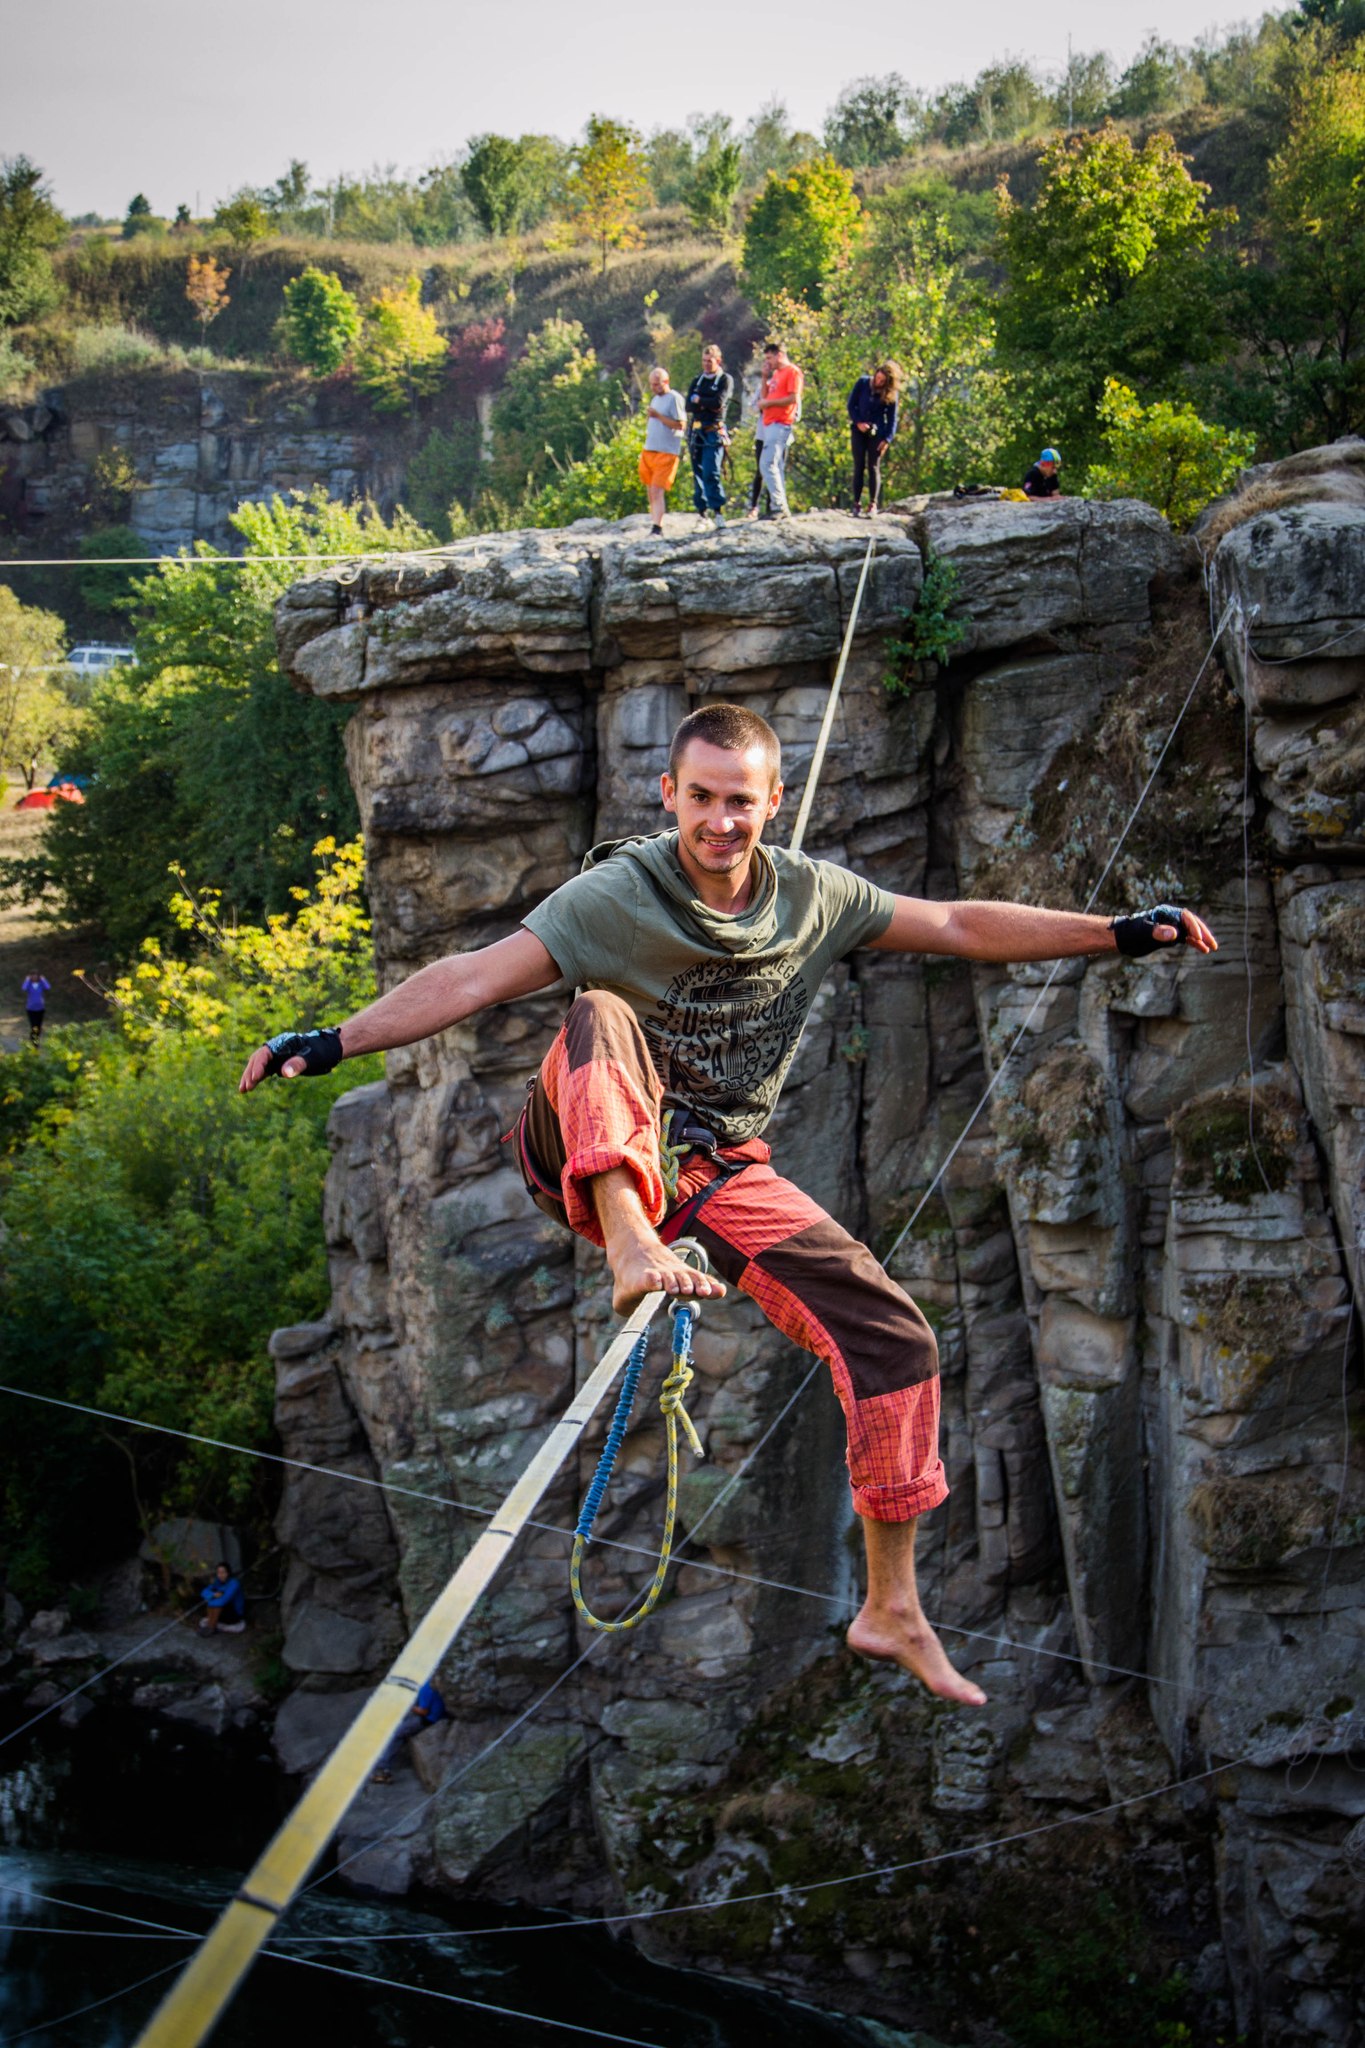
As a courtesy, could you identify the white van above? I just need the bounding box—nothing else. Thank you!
[66,645,135,676]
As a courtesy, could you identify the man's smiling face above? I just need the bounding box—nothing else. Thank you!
[661,738,783,887]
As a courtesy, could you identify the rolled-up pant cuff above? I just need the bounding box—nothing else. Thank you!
[852,1462,948,1522]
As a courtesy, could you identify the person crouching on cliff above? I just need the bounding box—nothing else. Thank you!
[240,703,1219,1712]
[639,366,686,538]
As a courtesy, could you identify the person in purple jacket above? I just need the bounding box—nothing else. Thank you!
[21,973,50,1047]
[847,360,901,516]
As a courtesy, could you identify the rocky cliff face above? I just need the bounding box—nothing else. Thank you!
[0,372,409,553]
[270,471,1363,2046]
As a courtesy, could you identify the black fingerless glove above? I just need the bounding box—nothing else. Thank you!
[261,1027,344,1077]
[1109,906,1189,959]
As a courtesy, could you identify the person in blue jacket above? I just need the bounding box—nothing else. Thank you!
[372,1681,446,1783]
[847,360,901,515]
[197,1562,246,1634]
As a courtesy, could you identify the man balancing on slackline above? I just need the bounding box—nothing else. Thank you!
[239,702,1217,1709]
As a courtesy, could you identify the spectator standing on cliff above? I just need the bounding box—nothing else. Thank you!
[756,340,803,519]
[847,361,901,517]
[639,366,686,538]
[241,703,1218,1712]
[21,973,50,1047]
[685,345,735,530]
[1022,447,1062,498]
[371,1681,446,1783]
[746,361,771,521]
[197,1562,246,1635]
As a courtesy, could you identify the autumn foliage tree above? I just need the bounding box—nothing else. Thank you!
[185,253,230,344]
[564,116,650,273]
[354,275,447,412]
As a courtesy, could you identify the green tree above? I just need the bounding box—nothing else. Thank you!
[0,586,72,787]
[77,525,154,623]
[995,124,1233,470]
[563,115,651,273]
[405,421,484,536]
[462,134,534,237]
[688,136,744,240]
[354,274,448,413]
[525,408,647,525]
[281,265,362,376]
[741,155,863,309]
[823,77,916,167]
[762,202,1004,505]
[0,841,379,1599]
[741,100,820,185]
[122,192,156,239]
[487,316,621,501]
[1107,36,1206,117]
[0,156,66,327]
[1253,60,1365,442]
[1085,379,1255,527]
[213,193,271,256]
[0,491,431,954]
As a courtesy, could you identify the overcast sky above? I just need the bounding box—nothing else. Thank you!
[6,0,1254,219]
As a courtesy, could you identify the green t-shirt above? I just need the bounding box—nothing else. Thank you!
[522,831,896,1143]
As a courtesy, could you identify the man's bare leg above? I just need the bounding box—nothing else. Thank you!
[847,1517,987,1707]
[592,1165,727,1315]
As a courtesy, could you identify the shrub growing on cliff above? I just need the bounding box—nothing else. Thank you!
[1085,379,1255,529]
[0,842,378,1599]
[281,264,361,376]
[0,155,66,328]
[354,274,447,412]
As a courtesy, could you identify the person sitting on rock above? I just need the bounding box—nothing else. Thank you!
[197,1562,246,1634]
[239,704,1217,1711]
[371,1680,446,1784]
[1022,447,1062,497]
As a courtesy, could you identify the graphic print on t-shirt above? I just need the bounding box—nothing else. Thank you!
[644,954,810,1131]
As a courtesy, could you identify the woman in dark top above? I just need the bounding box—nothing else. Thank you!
[847,360,901,515]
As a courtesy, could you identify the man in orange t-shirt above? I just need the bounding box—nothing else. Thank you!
[756,339,802,518]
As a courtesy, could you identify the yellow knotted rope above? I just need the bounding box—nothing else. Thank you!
[570,1297,705,1634]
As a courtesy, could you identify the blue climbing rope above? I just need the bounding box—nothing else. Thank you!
[571,1301,705,1633]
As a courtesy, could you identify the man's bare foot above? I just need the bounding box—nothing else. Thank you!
[846,1606,987,1707]
[606,1229,727,1315]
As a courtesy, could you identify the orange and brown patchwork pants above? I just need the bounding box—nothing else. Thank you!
[510,990,947,1524]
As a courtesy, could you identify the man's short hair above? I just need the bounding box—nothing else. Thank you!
[668,702,782,785]
[763,339,783,355]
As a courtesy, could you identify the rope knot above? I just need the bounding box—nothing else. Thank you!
[660,1358,704,1460]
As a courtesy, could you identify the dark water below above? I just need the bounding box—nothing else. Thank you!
[0,1706,909,2047]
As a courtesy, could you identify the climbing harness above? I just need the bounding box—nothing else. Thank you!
[571,1292,706,1633]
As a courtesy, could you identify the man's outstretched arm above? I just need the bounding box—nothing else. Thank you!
[237,929,563,1092]
[867,897,1218,962]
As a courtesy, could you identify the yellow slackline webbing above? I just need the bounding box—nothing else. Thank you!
[132,532,879,2048]
[133,1287,676,2048]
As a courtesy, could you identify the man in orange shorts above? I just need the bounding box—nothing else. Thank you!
[639,365,685,537]
[242,704,1217,1709]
